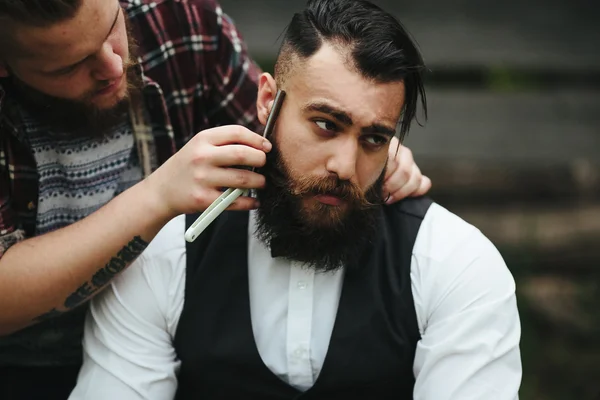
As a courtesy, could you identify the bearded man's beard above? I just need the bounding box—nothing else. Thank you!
[254,136,386,273]
[1,13,143,139]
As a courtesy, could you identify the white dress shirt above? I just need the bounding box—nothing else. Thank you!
[69,203,522,399]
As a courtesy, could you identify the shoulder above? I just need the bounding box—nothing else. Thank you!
[414,202,483,262]
[401,200,511,294]
[413,202,511,284]
[122,0,244,86]
[383,197,509,287]
[410,204,522,398]
[122,0,230,36]
[411,202,516,327]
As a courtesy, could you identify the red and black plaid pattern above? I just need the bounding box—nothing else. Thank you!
[0,0,263,255]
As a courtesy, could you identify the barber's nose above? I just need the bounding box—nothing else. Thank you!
[325,137,358,182]
[92,44,124,81]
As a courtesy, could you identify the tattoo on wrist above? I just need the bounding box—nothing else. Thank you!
[33,236,149,321]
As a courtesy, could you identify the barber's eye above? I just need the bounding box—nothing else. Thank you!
[315,120,337,132]
[55,65,79,75]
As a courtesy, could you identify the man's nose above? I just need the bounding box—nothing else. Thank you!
[91,44,124,82]
[325,137,358,182]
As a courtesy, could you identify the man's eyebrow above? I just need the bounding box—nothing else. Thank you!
[47,6,121,74]
[303,101,397,137]
[303,102,353,126]
[361,124,397,138]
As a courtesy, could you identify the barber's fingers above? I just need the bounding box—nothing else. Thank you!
[209,145,267,169]
[414,174,432,197]
[383,144,414,195]
[200,167,266,190]
[144,124,270,217]
[383,164,431,204]
[227,195,261,211]
[204,125,271,151]
[189,187,259,212]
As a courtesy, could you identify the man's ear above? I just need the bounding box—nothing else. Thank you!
[0,63,9,78]
[256,73,278,125]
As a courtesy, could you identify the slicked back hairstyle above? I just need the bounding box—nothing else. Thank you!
[275,0,427,141]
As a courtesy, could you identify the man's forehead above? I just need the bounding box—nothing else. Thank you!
[289,45,406,125]
[13,0,119,63]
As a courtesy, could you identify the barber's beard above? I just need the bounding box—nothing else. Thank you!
[3,18,143,139]
[254,136,385,273]
[5,67,142,138]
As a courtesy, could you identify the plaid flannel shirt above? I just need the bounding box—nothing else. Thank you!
[0,0,262,258]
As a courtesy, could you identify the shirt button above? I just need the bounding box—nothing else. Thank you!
[297,281,307,290]
[294,347,306,357]
[27,201,36,210]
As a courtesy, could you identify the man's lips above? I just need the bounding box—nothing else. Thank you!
[314,194,344,206]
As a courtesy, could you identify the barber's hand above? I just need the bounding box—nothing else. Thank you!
[144,125,270,219]
[382,137,432,204]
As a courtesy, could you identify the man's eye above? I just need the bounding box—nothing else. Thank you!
[315,120,337,132]
[364,135,389,146]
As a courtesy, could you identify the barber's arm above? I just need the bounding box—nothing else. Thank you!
[0,125,268,336]
[412,213,522,399]
[69,217,185,400]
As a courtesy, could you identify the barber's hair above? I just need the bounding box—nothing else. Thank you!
[0,0,82,57]
[275,0,427,141]
[0,0,81,25]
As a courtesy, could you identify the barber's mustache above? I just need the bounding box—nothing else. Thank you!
[93,56,138,92]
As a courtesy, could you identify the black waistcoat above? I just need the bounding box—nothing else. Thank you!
[173,196,433,400]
